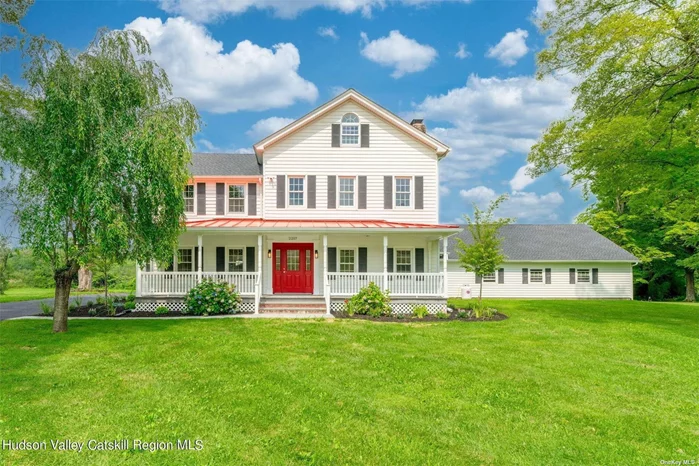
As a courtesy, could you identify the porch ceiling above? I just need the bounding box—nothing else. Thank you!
[185,218,460,233]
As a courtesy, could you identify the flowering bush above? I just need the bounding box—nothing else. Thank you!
[184,279,241,316]
[345,282,391,317]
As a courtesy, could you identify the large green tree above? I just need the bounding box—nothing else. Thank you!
[0,29,200,331]
[530,0,699,301]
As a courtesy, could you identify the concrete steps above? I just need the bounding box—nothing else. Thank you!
[258,295,327,314]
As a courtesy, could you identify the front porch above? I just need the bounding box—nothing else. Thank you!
[135,221,458,313]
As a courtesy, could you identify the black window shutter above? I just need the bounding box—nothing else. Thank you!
[327,247,337,272]
[216,247,225,272]
[545,268,552,284]
[384,176,393,209]
[522,268,529,284]
[569,268,576,284]
[194,247,200,271]
[197,183,206,215]
[246,247,255,272]
[358,176,367,209]
[592,268,599,284]
[247,183,257,216]
[415,176,424,210]
[360,124,370,147]
[387,248,394,272]
[216,183,225,215]
[358,248,368,273]
[276,175,285,209]
[307,175,316,209]
[327,176,336,209]
[475,274,482,284]
[415,248,425,273]
[498,268,505,284]
[331,124,340,147]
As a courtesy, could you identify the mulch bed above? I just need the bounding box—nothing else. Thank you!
[332,310,508,322]
[119,311,184,318]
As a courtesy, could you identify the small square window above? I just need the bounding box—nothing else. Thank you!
[395,178,411,207]
[339,177,355,207]
[229,185,245,213]
[530,269,543,283]
[228,248,244,272]
[482,272,496,282]
[183,185,194,213]
[577,269,590,283]
[396,250,411,273]
[339,249,355,273]
[288,177,304,206]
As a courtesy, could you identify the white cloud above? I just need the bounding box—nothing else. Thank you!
[455,42,471,59]
[330,86,348,97]
[317,26,338,40]
[246,117,295,139]
[533,0,556,20]
[486,28,529,66]
[125,16,318,114]
[157,0,472,22]
[360,30,437,78]
[412,73,575,184]
[510,163,536,191]
[197,139,252,153]
[460,185,565,222]
[439,185,451,196]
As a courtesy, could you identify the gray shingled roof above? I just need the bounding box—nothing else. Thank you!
[446,224,638,262]
[190,153,261,176]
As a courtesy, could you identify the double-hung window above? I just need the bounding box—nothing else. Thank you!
[395,177,411,207]
[339,177,355,207]
[228,248,244,272]
[288,176,304,206]
[396,250,412,273]
[482,272,496,282]
[577,269,590,283]
[341,113,360,146]
[183,185,194,213]
[177,249,193,272]
[229,185,245,213]
[339,249,355,273]
[530,269,543,283]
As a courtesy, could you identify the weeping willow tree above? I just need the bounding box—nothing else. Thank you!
[0,29,200,331]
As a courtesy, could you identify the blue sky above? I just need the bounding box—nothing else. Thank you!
[2,0,587,226]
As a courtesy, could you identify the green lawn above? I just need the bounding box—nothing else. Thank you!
[0,300,696,465]
[0,287,134,303]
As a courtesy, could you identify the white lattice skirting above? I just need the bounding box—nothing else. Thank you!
[135,299,255,314]
[330,300,447,314]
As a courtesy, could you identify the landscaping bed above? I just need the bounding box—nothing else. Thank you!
[333,310,508,322]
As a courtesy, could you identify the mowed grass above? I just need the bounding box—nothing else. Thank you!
[0,301,697,465]
[0,287,134,303]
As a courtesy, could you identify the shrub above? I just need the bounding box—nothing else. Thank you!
[345,282,391,317]
[435,311,449,319]
[457,310,470,319]
[123,301,136,311]
[155,306,169,316]
[39,302,53,316]
[88,308,97,317]
[86,300,94,307]
[412,305,429,319]
[184,279,241,316]
[126,292,136,303]
[96,296,105,305]
[74,297,83,307]
[472,300,495,318]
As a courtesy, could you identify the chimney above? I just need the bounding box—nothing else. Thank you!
[410,118,426,133]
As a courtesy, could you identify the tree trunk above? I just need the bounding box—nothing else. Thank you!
[77,267,92,291]
[52,264,79,333]
[479,281,483,302]
[685,268,696,302]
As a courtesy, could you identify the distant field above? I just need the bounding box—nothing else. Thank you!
[0,287,134,303]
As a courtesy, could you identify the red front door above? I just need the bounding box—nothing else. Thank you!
[273,243,314,294]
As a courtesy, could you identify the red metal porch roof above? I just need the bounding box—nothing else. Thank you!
[185,218,459,230]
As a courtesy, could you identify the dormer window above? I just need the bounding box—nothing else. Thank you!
[341,113,360,146]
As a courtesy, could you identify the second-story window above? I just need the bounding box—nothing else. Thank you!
[395,177,411,207]
[184,185,194,213]
[229,185,245,213]
[341,113,360,146]
[339,177,355,207]
[289,176,304,206]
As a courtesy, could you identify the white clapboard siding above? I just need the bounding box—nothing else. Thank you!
[184,181,263,220]
[447,261,634,299]
[262,101,439,223]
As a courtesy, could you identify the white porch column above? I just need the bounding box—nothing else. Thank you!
[197,234,203,283]
[383,235,388,291]
[136,264,142,298]
[442,236,448,298]
[323,234,329,314]
[256,234,262,314]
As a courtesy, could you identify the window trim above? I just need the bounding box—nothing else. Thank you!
[577,269,591,283]
[176,247,194,272]
[227,184,246,215]
[227,247,246,272]
[530,269,544,283]
[394,176,413,209]
[184,184,195,214]
[338,176,357,209]
[338,247,357,273]
[340,113,360,147]
[287,175,306,208]
[394,248,413,273]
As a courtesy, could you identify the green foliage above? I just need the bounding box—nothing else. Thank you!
[155,306,169,316]
[88,308,97,317]
[457,195,513,301]
[457,310,469,319]
[123,300,136,311]
[184,279,241,316]
[126,292,136,304]
[471,300,495,319]
[0,236,9,294]
[96,297,105,306]
[412,305,429,319]
[86,300,93,307]
[5,249,55,288]
[345,282,391,317]
[39,301,52,316]
[0,0,34,53]
[435,311,449,319]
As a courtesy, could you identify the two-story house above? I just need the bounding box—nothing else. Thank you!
[135,89,460,314]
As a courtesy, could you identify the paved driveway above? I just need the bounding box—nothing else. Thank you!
[0,294,126,321]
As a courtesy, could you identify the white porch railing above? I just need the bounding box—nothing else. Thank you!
[327,272,444,297]
[139,272,258,296]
